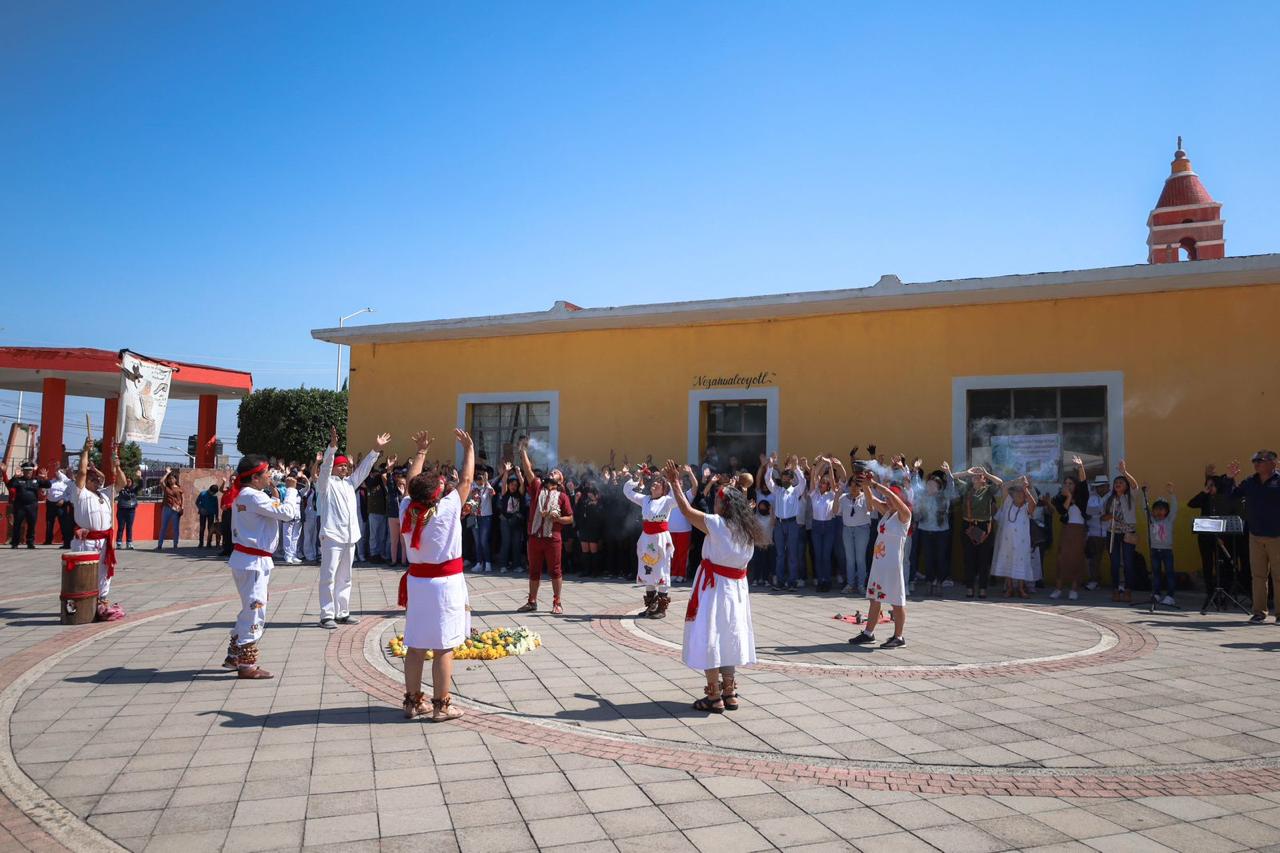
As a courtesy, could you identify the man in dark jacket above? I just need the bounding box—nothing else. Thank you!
[1227,450,1280,623]
[7,462,51,549]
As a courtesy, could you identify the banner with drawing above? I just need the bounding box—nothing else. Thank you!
[991,433,1061,482]
[117,351,173,443]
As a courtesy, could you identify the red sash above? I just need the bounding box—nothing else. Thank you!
[77,529,116,579]
[398,557,464,607]
[684,558,748,622]
[234,544,274,558]
[642,521,669,535]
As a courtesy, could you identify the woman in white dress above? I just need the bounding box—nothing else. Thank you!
[398,428,474,722]
[848,478,913,649]
[991,476,1040,598]
[664,461,769,713]
[624,472,675,618]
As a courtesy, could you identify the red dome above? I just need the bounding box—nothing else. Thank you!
[1156,173,1215,208]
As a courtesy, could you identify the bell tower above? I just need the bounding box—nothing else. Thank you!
[1147,138,1224,263]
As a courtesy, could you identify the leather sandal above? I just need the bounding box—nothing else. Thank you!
[431,695,464,722]
[719,677,739,711]
[552,599,563,615]
[237,666,274,680]
[403,691,430,720]
[692,685,724,714]
[516,601,537,613]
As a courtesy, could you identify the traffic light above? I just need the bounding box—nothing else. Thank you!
[188,434,224,461]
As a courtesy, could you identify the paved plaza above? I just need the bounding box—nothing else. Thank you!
[2,545,1280,852]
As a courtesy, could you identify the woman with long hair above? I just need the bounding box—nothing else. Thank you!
[848,477,913,649]
[398,428,474,722]
[1102,460,1140,602]
[664,460,769,714]
[1050,456,1090,600]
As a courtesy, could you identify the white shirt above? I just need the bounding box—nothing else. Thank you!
[231,486,298,558]
[755,511,775,543]
[317,446,379,544]
[69,485,113,532]
[764,465,807,520]
[810,489,838,522]
[1086,492,1106,537]
[400,492,462,563]
[624,480,675,523]
[1067,504,1085,525]
[668,488,695,533]
[282,486,300,520]
[47,471,72,503]
[839,491,872,527]
[702,514,754,569]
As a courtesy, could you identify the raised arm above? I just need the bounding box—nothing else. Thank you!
[983,467,1004,489]
[75,437,91,489]
[349,433,389,485]
[622,477,645,506]
[454,430,474,505]
[869,479,912,524]
[406,430,433,479]
[518,437,535,484]
[1118,459,1138,492]
[111,450,126,489]
[663,460,708,534]
[317,427,338,494]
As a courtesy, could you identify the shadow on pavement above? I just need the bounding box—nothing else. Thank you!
[65,667,227,684]
[201,705,402,728]
[1221,641,1280,652]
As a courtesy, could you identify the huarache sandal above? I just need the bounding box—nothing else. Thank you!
[403,691,430,719]
[516,601,537,613]
[431,695,464,722]
[692,685,724,714]
[551,599,563,615]
[719,676,740,711]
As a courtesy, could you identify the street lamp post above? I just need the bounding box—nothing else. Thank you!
[335,308,375,391]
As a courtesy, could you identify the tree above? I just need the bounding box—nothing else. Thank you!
[89,440,143,477]
[237,388,348,463]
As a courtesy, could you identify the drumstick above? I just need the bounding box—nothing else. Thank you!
[85,414,93,441]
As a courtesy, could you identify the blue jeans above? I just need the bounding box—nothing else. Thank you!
[158,506,180,548]
[473,516,494,565]
[811,518,840,584]
[368,513,388,558]
[774,518,802,585]
[1110,536,1136,589]
[1151,548,1176,594]
[499,516,525,569]
[842,524,871,589]
[116,506,136,545]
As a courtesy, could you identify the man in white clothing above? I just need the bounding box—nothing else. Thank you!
[765,454,807,589]
[281,476,303,564]
[316,426,390,628]
[224,454,300,678]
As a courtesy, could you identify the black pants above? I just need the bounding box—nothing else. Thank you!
[199,514,217,547]
[219,508,233,556]
[920,529,951,583]
[962,523,994,590]
[44,502,74,545]
[10,503,37,546]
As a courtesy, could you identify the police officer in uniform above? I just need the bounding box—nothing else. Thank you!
[7,462,51,549]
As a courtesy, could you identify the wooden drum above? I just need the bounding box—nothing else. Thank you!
[60,553,99,625]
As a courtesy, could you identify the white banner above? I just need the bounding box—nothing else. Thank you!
[991,433,1061,482]
[118,351,173,444]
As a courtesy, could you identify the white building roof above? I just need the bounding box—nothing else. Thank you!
[312,254,1280,345]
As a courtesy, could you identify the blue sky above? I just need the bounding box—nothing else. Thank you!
[1,2,1276,461]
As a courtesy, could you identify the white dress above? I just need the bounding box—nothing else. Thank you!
[682,515,756,671]
[401,492,471,650]
[866,511,909,607]
[991,496,1039,582]
[624,481,675,587]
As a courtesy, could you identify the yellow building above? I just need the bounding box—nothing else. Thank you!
[313,149,1278,579]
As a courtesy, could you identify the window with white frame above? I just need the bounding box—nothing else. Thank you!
[966,386,1108,483]
[469,401,552,468]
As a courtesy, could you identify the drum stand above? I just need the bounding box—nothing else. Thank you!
[1200,536,1250,616]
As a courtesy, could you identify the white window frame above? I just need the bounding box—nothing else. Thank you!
[951,372,1124,475]
[456,391,560,467]
[687,387,780,466]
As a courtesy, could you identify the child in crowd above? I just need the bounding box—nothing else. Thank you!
[1148,483,1178,605]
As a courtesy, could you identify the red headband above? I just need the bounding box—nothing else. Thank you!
[228,461,269,503]
[334,455,350,466]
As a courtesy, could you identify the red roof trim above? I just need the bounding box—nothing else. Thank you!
[0,347,253,392]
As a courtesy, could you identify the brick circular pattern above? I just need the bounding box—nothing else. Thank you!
[594,602,1159,680]
[325,614,1280,800]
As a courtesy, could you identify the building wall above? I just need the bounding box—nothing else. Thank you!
[346,280,1280,572]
